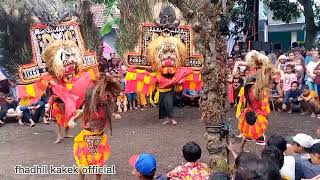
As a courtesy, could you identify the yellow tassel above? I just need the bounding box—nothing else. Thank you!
[144,75,151,84]
[66,83,73,90]
[26,84,36,97]
[88,68,96,80]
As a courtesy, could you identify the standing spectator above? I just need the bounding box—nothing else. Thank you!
[167,142,210,180]
[108,53,120,79]
[306,49,320,93]
[294,58,306,85]
[282,81,303,114]
[277,55,287,71]
[287,51,296,66]
[227,56,235,71]
[312,49,320,96]
[305,49,314,65]
[283,65,298,93]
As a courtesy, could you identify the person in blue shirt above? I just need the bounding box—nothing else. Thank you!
[282,81,303,114]
[305,48,314,66]
[181,89,202,107]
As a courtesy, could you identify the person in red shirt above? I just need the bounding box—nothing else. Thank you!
[167,142,210,180]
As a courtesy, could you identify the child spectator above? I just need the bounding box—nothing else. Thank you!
[167,142,209,179]
[283,64,298,93]
[287,51,296,66]
[294,58,305,85]
[128,93,137,110]
[129,153,157,180]
[116,91,128,113]
[282,81,303,114]
[227,56,235,71]
[277,55,287,71]
[298,85,320,118]
[267,135,295,180]
[295,143,320,180]
[271,81,283,112]
[306,49,320,93]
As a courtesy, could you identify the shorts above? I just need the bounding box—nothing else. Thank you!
[127,93,137,102]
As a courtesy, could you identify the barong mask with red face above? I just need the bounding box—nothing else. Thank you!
[43,40,83,82]
[147,36,187,75]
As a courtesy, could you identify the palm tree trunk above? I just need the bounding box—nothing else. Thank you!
[169,0,233,173]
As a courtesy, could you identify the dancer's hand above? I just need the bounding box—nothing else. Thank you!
[68,120,77,128]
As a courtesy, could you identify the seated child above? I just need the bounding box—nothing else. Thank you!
[116,91,128,113]
[298,85,320,118]
[167,142,209,179]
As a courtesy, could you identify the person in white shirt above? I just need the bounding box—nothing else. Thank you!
[306,49,320,93]
[267,135,295,180]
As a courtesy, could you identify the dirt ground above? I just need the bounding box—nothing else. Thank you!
[0,106,318,180]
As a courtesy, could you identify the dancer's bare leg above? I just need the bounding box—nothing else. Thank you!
[64,127,74,138]
[96,174,102,180]
[171,118,177,125]
[43,117,50,124]
[240,138,247,152]
[54,123,62,144]
[162,118,170,125]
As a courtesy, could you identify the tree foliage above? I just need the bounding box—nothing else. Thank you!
[264,0,301,23]
[264,0,319,48]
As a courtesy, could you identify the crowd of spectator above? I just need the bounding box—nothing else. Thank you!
[228,45,320,118]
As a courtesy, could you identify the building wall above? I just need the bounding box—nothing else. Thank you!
[268,30,305,51]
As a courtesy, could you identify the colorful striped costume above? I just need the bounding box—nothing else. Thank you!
[236,87,270,140]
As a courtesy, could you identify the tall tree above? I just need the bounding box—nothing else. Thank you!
[265,0,319,49]
[169,0,235,173]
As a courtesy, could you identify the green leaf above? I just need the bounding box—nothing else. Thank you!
[100,17,120,36]
[100,22,113,36]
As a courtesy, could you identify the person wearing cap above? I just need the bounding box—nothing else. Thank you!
[167,142,209,180]
[287,133,315,157]
[129,153,157,180]
[277,55,288,71]
[295,143,320,180]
